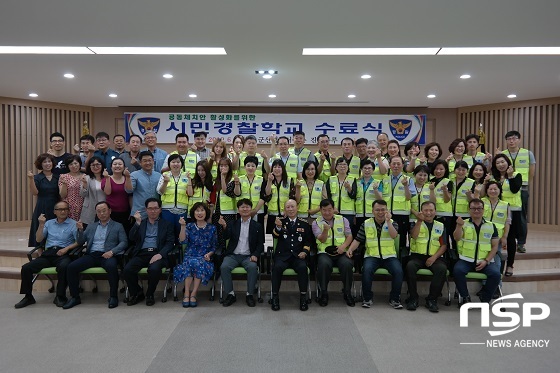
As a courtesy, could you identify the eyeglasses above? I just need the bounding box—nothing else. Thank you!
[54,208,69,211]
[90,163,102,167]
[469,207,484,211]
[51,139,64,143]
[146,207,161,211]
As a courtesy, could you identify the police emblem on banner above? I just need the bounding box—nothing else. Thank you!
[389,119,412,141]
[137,117,161,135]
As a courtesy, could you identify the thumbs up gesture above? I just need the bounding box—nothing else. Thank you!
[456,216,465,226]
[218,215,227,228]
[401,177,409,186]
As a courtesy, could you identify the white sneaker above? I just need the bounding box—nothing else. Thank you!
[389,299,403,309]
[362,300,373,308]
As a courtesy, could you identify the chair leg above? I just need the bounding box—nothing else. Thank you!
[45,275,55,293]
[219,278,223,303]
[444,277,451,306]
[257,270,263,303]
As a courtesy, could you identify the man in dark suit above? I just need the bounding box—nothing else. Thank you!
[218,198,264,307]
[63,202,128,309]
[271,199,313,311]
[123,198,175,306]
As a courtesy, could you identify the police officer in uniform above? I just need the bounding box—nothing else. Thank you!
[271,199,313,311]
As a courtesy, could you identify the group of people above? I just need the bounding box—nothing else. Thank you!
[18,128,535,312]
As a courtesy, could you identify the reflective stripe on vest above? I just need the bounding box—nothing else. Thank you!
[298,179,324,218]
[381,175,411,215]
[503,148,530,186]
[329,175,356,215]
[239,175,264,214]
[452,178,475,217]
[355,178,378,217]
[410,220,444,256]
[316,215,346,253]
[433,178,452,216]
[482,198,509,237]
[364,218,397,258]
[458,220,495,263]
[160,173,189,210]
[409,183,432,222]
[268,179,291,215]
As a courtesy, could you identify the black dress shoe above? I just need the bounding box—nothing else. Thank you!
[425,299,439,313]
[344,292,355,307]
[319,293,329,307]
[146,295,155,306]
[14,295,36,309]
[299,294,309,311]
[405,297,418,311]
[108,297,119,309]
[271,295,280,311]
[53,295,68,308]
[222,294,236,307]
[127,293,145,306]
[62,297,81,309]
[246,295,256,307]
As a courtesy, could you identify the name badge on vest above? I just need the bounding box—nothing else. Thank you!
[497,212,505,218]
[435,228,443,235]
[398,185,404,191]
[383,225,389,231]
[255,185,261,191]
[483,233,492,239]
[289,163,297,168]
[519,159,527,164]
[337,227,343,233]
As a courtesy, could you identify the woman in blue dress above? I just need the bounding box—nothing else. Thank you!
[28,153,61,247]
[174,202,216,308]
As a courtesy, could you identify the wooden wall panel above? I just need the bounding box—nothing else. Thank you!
[458,98,560,227]
[0,98,92,223]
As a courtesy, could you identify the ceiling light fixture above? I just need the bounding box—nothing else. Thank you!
[303,48,440,55]
[427,94,436,98]
[28,93,38,97]
[438,47,560,55]
[361,74,372,79]
[88,47,227,55]
[108,93,118,98]
[460,74,471,79]
[268,94,277,98]
[189,94,197,98]
[0,46,93,54]
[63,73,75,79]
[162,73,173,79]
[256,70,278,79]
[348,94,356,98]
[507,94,517,98]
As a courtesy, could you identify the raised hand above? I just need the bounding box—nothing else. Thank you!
[506,165,514,177]
[233,174,239,183]
[73,144,80,152]
[261,150,268,159]
[38,213,47,224]
[401,177,409,186]
[385,211,392,222]
[163,173,170,182]
[102,170,109,178]
[495,147,501,155]
[456,216,465,226]
[429,182,435,190]
[179,216,186,226]
[218,215,227,228]
[133,210,142,224]
[268,172,275,182]
[81,174,88,185]
[123,168,131,177]
[416,211,425,221]
[27,170,34,179]
[76,220,84,231]
[446,153,454,162]
[275,216,282,227]
[418,154,427,163]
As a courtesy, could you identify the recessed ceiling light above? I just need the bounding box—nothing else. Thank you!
[109,93,118,98]
[438,47,560,55]
[0,46,93,54]
[507,94,517,98]
[268,94,277,98]
[189,94,197,98]
[460,74,471,79]
[88,47,227,55]
[303,48,440,55]
[63,73,75,79]
[361,74,372,79]
[162,73,173,79]
[427,94,436,98]
[268,70,276,74]
[348,94,356,98]
[28,93,38,98]
[262,74,272,79]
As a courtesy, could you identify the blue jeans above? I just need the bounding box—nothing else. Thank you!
[453,259,500,302]
[362,257,403,302]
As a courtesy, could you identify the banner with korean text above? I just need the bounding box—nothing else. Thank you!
[124,112,426,145]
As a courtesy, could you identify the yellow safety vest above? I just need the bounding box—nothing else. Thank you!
[329,175,356,215]
[209,161,218,181]
[355,178,378,218]
[499,173,522,211]
[503,148,531,186]
[271,153,298,181]
[239,175,264,214]
[410,220,445,256]
[289,147,312,174]
[409,183,432,222]
[452,178,475,217]
[188,186,211,211]
[298,179,324,218]
[237,152,264,177]
[159,172,189,210]
[433,178,452,217]
[341,155,361,179]
[448,155,467,181]
[381,174,411,215]
[363,218,397,258]
[482,198,509,237]
[466,152,486,168]
[315,151,332,182]
[372,156,388,181]
[316,215,346,253]
[458,219,495,263]
[267,179,292,216]
[218,185,236,214]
